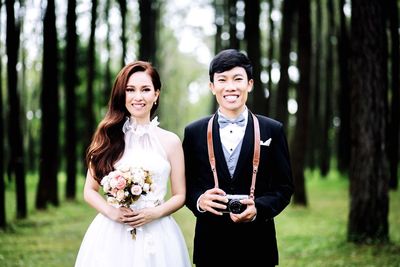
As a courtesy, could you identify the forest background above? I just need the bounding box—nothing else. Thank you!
[0,0,399,266]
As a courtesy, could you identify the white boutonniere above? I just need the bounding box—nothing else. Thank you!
[260,138,272,147]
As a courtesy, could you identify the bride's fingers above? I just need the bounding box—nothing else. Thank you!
[123,213,142,223]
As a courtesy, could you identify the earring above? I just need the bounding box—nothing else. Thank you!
[154,101,157,105]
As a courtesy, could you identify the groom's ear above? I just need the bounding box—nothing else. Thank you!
[209,82,216,95]
[247,79,254,92]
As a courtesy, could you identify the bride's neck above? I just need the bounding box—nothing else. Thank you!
[131,116,150,125]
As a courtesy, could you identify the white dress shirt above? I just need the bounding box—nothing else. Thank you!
[218,108,248,154]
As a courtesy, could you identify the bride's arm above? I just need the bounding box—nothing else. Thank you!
[83,169,126,222]
[153,132,186,218]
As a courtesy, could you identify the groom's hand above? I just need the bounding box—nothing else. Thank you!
[229,198,257,223]
[199,188,227,216]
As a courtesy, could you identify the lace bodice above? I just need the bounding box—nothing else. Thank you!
[114,117,171,209]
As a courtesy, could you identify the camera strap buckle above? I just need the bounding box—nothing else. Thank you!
[207,112,260,199]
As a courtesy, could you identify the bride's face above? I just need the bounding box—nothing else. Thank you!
[125,71,159,123]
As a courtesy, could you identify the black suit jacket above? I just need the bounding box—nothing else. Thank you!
[183,112,294,266]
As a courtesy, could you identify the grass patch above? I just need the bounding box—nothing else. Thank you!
[0,171,399,267]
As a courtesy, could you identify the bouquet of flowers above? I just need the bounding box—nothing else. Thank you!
[100,164,153,208]
[100,164,153,239]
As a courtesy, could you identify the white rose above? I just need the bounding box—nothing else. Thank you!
[100,175,109,185]
[102,181,111,193]
[116,189,125,201]
[121,171,132,180]
[131,185,143,196]
[109,177,119,188]
[142,183,150,193]
[107,196,118,205]
[150,183,156,192]
[118,164,130,173]
[132,168,145,181]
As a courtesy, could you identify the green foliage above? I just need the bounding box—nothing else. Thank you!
[0,172,399,267]
[157,27,212,138]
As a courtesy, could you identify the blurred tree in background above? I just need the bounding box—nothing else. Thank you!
[0,0,398,245]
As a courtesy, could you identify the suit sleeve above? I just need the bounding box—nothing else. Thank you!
[182,126,206,217]
[255,123,294,221]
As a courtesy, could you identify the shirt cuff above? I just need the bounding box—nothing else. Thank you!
[196,195,206,213]
[251,208,257,221]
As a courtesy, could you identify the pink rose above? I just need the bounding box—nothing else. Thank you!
[115,175,127,190]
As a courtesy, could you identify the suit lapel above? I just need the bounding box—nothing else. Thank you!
[232,112,254,181]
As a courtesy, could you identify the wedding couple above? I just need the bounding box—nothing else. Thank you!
[74,49,294,267]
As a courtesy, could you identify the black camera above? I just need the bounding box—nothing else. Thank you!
[224,194,248,214]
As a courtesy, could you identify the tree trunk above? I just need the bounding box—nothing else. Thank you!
[387,0,399,190]
[308,0,322,169]
[276,0,296,130]
[244,0,266,114]
[118,0,127,67]
[0,0,6,229]
[103,0,112,105]
[348,0,389,243]
[228,0,239,49]
[291,0,311,206]
[139,0,158,65]
[83,0,97,170]
[36,0,59,209]
[6,0,27,218]
[320,0,335,176]
[267,0,274,116]
[212,0,224,112]
[337,0,351,174]
[65,0,78,200]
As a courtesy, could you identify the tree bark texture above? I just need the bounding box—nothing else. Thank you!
[348,0,389,243]
[139,0,158,65]
[291,0,311,206]
[65,0,78,200]
[6,0,27,218]
[37,0,60,209]
[0,0,5,228]
[387,0,399,190]
[245,0,266,114]
[320,0,335,176]
[337,0,351,173]
[276,0,296,130]
[117,0,127,67]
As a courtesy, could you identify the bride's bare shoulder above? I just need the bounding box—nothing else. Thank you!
[155,127,182,148]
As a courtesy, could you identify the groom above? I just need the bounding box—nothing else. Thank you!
[183,49,294,267]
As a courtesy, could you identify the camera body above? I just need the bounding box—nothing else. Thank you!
[224,194,248,214]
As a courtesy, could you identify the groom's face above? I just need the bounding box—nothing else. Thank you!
[209,66,253,117]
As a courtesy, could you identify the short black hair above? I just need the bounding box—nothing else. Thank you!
[209,49,253,82]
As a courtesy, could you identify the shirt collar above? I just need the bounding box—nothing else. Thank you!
[217,106,248,127]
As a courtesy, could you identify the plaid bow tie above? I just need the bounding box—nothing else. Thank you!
[218,114,246,128]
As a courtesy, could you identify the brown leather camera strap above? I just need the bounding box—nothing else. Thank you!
[207,112,260,199]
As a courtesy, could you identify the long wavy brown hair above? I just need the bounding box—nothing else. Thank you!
[86,61,162,183]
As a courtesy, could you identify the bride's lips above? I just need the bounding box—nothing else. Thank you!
[131,103,145,109]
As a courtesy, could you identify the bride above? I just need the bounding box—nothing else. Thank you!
[74,61,191,267]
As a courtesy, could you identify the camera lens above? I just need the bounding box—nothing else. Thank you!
[228,200,244,214]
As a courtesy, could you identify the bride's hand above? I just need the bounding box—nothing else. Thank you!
[106,206,131,223]
[122,207,159,228]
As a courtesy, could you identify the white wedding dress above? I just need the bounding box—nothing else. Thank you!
[75,117,191,267]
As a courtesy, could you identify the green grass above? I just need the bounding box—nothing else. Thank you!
[0,171,399,267]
